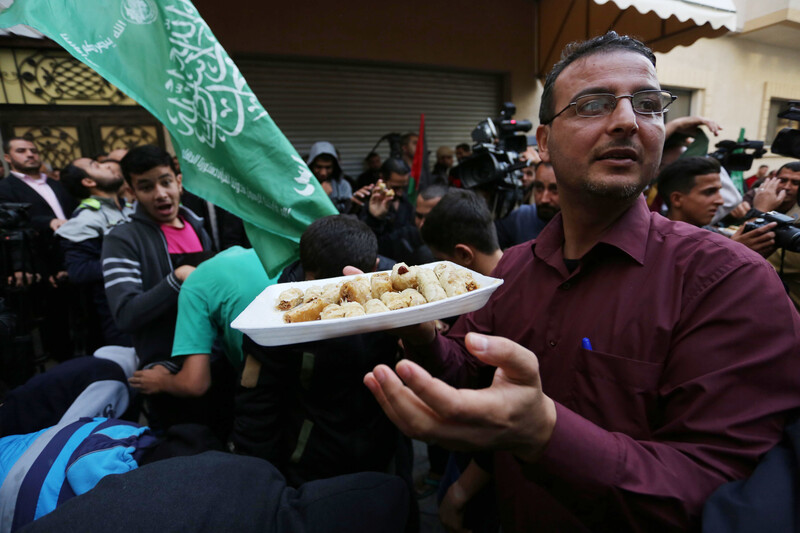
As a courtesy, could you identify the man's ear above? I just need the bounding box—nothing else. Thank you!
[669,191,684,210]
[453,244,475,266]
[81,177,97,190]
[3,153,10,165]
[536,124,551,163]
[373,257,380,272]
[176,173,183,193]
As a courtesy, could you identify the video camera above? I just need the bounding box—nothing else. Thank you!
[0,203,38,286]
[0,203,31,232]
[708,139,766,172]
[771,101,800,158]
[450,102,532,218]
[744,210,800,253]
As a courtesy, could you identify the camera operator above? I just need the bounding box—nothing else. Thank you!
[1,137,77,361]
[1,138,76,285]
[657,156,780,259]
[742,161,800,309]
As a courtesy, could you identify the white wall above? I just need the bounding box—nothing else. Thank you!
[656,34,800,170]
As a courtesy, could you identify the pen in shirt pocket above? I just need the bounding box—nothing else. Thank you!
[581,337,593,350]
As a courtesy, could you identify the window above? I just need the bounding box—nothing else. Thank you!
[662,87,693,121]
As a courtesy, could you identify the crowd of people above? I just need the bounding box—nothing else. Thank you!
[1,31,799,532]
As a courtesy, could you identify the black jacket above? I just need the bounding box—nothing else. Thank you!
[233,332,402,487]
[360,196,433,265]
[0,174,77,273]
[0,173,76,233]
[101,204,211,367]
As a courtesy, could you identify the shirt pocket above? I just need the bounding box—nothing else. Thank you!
[572,348,663,439]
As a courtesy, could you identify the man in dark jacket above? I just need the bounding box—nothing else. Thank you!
[1,137,77,360]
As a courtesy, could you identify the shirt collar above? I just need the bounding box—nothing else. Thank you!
[532,195,650,267]
[11,171,47,185]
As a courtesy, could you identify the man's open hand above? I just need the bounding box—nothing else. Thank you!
[364,332,557,463]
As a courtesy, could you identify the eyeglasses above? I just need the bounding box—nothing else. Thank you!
[544,90,677,124]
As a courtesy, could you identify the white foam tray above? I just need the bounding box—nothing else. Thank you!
[231,261,503,347]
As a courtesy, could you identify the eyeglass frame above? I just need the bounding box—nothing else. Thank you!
[542,90,677,125]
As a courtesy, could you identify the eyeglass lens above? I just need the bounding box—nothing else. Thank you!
[575,91,673,117]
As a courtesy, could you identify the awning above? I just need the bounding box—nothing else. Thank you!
[536,0,738,77]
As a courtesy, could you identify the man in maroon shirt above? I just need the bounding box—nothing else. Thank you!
[364,32,800,532]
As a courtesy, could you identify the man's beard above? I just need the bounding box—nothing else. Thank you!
[536,204,559,222]
[95,176,125,194]
[12,162,41,174]
[582,180,644,200]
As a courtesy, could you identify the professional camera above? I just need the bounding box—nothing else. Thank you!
[450,102,532,218]
[744,211,800,252]
[771,101,800,158]
[708,139,766,172]
[0,202,31,231]
[0,203,37,284]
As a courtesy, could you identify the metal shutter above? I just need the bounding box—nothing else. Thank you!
[238,58,502,178]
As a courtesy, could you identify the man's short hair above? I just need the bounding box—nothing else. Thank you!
[418,184,449,201]
[539,31,656,125]
[60,163,91,199]
[421,189,499,255]
[455,143,471,152]
[776,161,800,175]
[657,156,721,208]
[300,215,377,279]
[2,136,32,153]
[380,157,410,179]
[120,145,176,185]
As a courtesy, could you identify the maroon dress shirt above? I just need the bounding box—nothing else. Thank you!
[414,196,800,532]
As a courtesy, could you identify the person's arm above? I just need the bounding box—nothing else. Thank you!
[231,338,292,466]
[60,238,103,284]
[664,115,722,139]
[129,354,210,396]
[101,228,194,332]
[439,459,492,533]
[367,260,800,530]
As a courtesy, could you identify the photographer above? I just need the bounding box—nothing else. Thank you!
[361,157,433,265]
[746,161,800,309]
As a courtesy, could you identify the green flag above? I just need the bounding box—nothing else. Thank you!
[0,0,337,276]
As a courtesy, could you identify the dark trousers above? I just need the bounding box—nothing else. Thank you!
[23,451,411,533]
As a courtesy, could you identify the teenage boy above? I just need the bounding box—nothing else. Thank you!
[422,189,503,276]
[102,145,213,429]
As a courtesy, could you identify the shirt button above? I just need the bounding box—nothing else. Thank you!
[549,340,557,347]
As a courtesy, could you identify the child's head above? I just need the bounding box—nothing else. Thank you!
[421,188,499,266]
[300,215,378,280]
[121,145,182,225]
